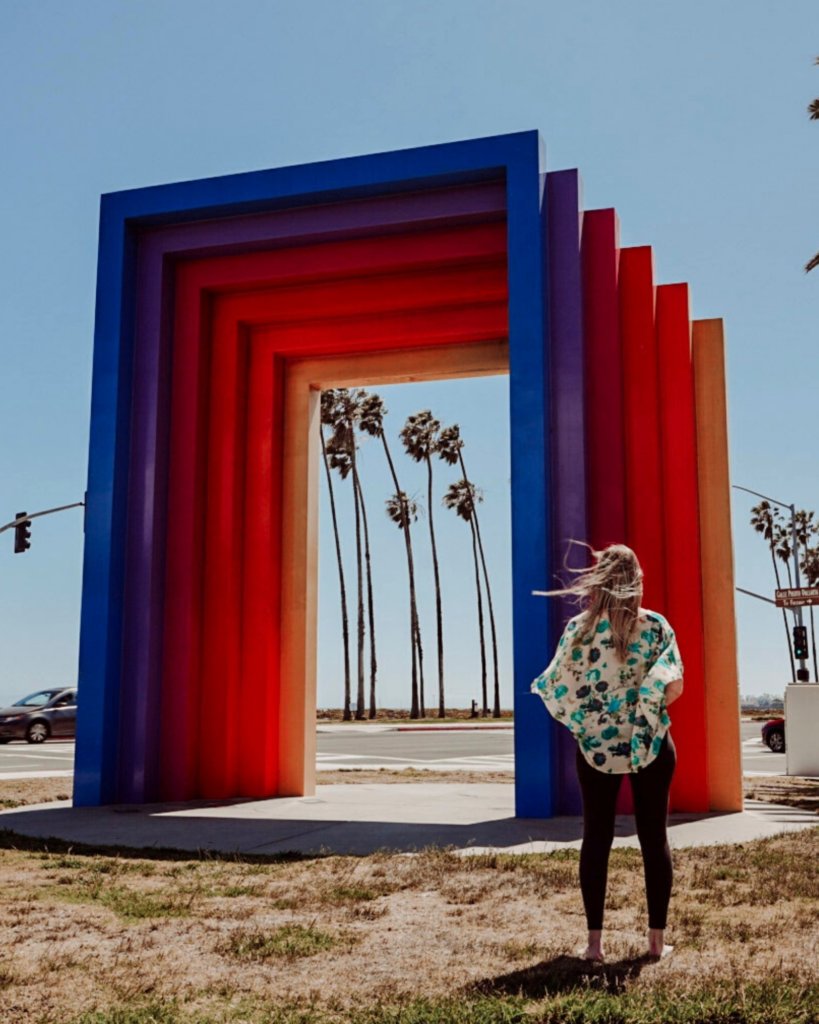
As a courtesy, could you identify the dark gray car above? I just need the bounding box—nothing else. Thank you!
[0,688,77,743]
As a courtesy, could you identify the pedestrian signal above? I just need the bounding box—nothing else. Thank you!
[793,625,809,661]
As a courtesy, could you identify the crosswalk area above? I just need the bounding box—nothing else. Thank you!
[316,753,515,772]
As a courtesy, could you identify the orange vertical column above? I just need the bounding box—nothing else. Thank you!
[692,319,743,811]
[198,308,248,799]
[619,247,666,611]
[238,342,284,796]
[657,285,709,811]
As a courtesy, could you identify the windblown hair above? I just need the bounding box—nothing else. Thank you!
[541,542,644,660]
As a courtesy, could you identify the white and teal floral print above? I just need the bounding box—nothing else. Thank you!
[530,608,684,774]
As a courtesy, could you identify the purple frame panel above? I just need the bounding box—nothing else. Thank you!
[119,183,508,801]
[546,170,586,816]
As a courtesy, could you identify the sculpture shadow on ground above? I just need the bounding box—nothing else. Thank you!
[0,802,590,857]
[465,952,652,999]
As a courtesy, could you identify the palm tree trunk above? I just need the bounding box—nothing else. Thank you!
[769,542,796,680]
[416,602,426,717]
[810,605,818,682]
[354,471,378,718]
[379,432,420,718]
[320,425,352,721]
[459,452,501,717]
[426,456,445,718]
[348,429,366,720]
[411,537,425,718]
[469,514,488,715]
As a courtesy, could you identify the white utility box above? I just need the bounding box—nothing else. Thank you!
[784,683,819,776]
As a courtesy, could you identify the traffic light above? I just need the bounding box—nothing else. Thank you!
[13,511,31,554]
[793,625,809,661]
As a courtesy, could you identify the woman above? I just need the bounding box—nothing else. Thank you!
[530,543,684,963]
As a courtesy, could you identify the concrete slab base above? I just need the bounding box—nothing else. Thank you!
[0,783,815,857]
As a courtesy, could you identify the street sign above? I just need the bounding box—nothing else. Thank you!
[775,587,819,608]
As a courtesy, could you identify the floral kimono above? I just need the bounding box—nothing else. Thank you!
[530,608,684,773]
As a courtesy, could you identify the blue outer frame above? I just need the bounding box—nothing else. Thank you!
[76,130,555,816]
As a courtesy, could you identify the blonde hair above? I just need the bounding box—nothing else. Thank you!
[541,541,644,660]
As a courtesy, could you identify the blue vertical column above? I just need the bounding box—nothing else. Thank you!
[74,197,135,807]
[507,133,555,818]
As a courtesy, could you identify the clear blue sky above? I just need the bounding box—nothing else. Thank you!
[1,0,817,708]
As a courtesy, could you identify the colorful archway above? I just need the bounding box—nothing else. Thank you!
[74,131,742,817]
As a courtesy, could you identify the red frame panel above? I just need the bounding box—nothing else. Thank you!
[657,284,709,811]
[160,223,508,800]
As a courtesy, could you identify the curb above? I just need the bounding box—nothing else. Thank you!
[395,724,513,732]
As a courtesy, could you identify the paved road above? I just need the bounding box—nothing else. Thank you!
[0,740,75,779]
[740,719,786,776]
[0,719,786,779]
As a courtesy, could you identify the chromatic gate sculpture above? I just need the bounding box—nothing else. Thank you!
[75,131,742,817]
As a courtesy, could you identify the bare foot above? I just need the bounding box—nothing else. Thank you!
[581,929,604,961]
[647,928,673,959]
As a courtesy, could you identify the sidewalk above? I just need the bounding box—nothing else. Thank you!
[1,782,815,857]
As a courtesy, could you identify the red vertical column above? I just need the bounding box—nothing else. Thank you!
[657,285,709,811]
[619,247,667,612]
[583,210,633,814]
[159,274,209,801]
[199,307,248,799]
[581,209,625,548]
[238,341,284,796]
[618,246,666,814]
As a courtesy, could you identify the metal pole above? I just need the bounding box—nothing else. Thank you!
[0,501,85,535]
[790,503,809,681]
[733,485,809,681]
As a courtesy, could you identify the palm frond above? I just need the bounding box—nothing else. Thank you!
[436,423,463,465]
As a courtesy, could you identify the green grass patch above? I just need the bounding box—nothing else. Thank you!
[42,876,194,921]
[62,977,819,1024]
[72,1005,181,1024]
[322,883,388,903]
[222,923,346,961]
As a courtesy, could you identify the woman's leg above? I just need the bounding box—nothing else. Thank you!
[630,732,677,952]
[575,745,622,954]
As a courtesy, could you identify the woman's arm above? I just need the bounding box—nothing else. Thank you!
[664,677,684,706]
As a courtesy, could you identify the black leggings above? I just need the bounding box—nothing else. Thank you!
[575,731,676,930]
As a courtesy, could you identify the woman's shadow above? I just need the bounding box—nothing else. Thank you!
[464,951,653,998]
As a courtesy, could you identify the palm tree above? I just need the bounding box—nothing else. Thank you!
[359,392,424,718]
[437,424,501,717]
[326,388,372,720]
[320,391,352,721]
[750,501,795,679]
[807,57,819,272]
[794,510,819,682]
[354,470,378,718]
[801,543,819,682]
[401,410,447,718]
[443,479,488,715]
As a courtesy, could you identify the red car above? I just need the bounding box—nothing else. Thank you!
[761,717,785,753]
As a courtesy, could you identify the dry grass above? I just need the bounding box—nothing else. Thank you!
[317,709,514,722]
[318,768,514,784]
[743,775,819,814]
[0,776,71,808]
[0,823,815,1023]
[4,769,817,798]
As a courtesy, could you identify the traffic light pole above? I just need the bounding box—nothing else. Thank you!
[733,484,808,681]
[1,501,85,548]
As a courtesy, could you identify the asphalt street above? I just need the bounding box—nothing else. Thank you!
[0,719,786,779]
